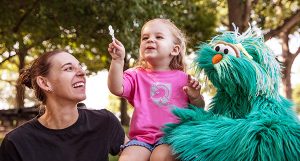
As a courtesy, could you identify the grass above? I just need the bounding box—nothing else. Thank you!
[0,132,4,145]
[109,154,119,161]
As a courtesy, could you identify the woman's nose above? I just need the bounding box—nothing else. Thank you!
[76,67,86,76]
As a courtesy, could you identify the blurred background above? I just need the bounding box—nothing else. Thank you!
[0,0,299,160]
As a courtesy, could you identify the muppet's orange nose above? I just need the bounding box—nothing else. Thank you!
[212,54,223,64]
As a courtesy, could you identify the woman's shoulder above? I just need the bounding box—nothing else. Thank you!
[4,118,38,141]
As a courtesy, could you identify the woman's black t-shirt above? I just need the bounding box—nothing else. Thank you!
[0,109,125,161]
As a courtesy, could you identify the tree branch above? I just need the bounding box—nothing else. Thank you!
[0,54,17,66]
[0,35,56,66]
[12,0,39,33]
[265,9,300,40]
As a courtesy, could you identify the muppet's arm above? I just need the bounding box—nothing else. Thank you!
[163,105,300,161]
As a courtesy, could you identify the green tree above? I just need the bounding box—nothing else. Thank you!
[0,0,218,125]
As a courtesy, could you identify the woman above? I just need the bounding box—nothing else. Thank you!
[0,50,125,161]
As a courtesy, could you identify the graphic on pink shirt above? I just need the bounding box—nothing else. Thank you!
[150,82,171,107]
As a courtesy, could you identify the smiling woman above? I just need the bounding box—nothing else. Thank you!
[0,50,126,161]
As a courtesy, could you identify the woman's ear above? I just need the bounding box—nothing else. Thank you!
[36,76,53,92]
[170,45,180,56]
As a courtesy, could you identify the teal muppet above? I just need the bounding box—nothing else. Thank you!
[163,28,300,161]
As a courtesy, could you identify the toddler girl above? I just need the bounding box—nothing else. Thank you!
[107,18,205,161]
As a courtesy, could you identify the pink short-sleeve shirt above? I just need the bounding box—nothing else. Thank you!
[121,68,188,144]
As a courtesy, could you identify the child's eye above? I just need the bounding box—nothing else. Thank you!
[142,37,148,40]
[156,36,163,39]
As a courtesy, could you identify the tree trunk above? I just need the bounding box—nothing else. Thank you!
[281,59,292,99]
[15,51,26,108]
[120,97,130,126]
[279,32,296,99]
[227,0,252,32]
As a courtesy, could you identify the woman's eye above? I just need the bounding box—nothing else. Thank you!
[65,66,73,71]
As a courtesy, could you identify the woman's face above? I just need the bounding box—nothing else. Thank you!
[46,52,86,103]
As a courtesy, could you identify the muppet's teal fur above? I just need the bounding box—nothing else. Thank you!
[163,28,300,161]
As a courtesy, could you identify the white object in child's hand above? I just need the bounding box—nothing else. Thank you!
[108,25,115,42]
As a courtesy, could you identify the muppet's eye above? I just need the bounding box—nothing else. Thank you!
[214,44,225,52]
[224,49,229,54]
[214,43,239,57]
[223,46,238,57]
[215,45,220,52]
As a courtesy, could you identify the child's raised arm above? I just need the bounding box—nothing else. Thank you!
[107,39,126,96]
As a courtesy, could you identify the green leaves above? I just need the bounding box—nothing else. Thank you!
[0,0,217,72]
[0,0,218,107]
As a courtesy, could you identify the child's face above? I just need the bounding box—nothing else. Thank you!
[139,20,179,69]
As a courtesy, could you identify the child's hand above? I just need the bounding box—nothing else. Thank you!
[183,75,201,98]
[108,39,125,61]
[183,75,205,107]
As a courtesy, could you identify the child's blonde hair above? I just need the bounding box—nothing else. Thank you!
[137,18,187,71]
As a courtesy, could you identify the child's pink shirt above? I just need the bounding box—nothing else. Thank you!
[121,68,188,144]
